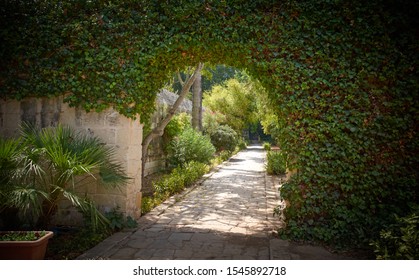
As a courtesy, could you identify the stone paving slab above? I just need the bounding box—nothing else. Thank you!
[78,145,347,260]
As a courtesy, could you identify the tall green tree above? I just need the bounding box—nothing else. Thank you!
[142,63,203,186]
[192,68,203,131]
[203,76,259,135]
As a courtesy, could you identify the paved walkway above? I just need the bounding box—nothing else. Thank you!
[78,145,347,260]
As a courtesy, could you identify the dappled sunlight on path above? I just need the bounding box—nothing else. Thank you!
[79,144,283,259]
[78,144,345,260]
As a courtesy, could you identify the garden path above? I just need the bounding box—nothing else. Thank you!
[78,145,347,260]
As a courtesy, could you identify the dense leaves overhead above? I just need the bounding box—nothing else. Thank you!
[0,0,279,120]
[1,0,418,249]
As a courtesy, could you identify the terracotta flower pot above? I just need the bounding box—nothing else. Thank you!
[0,231,54,260]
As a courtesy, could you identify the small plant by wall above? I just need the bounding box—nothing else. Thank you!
[104,207,138,231]
[237,139,247,151]
[266,151,286,175]
[263,142,271,151]
[219,150,233,162]
[141,161,209,214]
[371,207,419,260]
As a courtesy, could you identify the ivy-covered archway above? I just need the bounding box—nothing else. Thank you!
[1,0,417,248]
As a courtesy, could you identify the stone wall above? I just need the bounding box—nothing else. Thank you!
[0,96,143,225]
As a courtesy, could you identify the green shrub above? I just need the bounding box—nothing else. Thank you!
[163,113,191,152]
[263,142,271,151]
[154,161,209,195]
[371,208,419,259]
[266,151,286,175]
[154,169,185,195]
[104,207,138,231]
[219,150,232,162]
[168,128,215,167]
[141,196,157,215]
[182,161,209,186]
[209,125,238,152]
[142,161,209,214]
[165,113,191,138]
[237,138,247,150]
[203,111,222,136]
[210,155,223,167]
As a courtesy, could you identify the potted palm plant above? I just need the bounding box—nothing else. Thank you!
[0,137,54,259]
[0,124,129,259]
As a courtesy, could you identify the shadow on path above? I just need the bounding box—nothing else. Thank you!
[78,145,350,260]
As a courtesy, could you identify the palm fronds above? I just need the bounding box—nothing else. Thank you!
[1,123,129,230]
[8,186,48,218]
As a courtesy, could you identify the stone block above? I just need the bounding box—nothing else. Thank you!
[115,129,132,147]
[20,99,38,126]
[81,110,105,127]
[52,207,84,226]
[41,97,61,127]
[129,120,142,140]
[95,182,126,195]
[93,194,126,213]
[1,100,21,114]
[2,113,21,130]
[105,111,120,127]
[59,104,77,127]
[128,157,141,170]
[75,176,98,194]
[88,128,116,145]
[127,146,141,161]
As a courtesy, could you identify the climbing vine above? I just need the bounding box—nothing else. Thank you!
[1,0,418,249]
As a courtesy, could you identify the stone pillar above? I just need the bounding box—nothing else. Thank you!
[0,99,23,137]
[63,101,144,220]
[117,116,143,219]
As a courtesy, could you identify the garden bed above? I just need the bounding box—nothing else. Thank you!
[45,227,111,260]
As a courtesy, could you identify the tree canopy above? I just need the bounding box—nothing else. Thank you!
[203,76,259,134]
[1,0,418,249]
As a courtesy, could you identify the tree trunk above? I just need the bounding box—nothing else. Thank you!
[141,63,204,187]
[192,68,203,131]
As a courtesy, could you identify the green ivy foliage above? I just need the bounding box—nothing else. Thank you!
[1,0,418,249]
